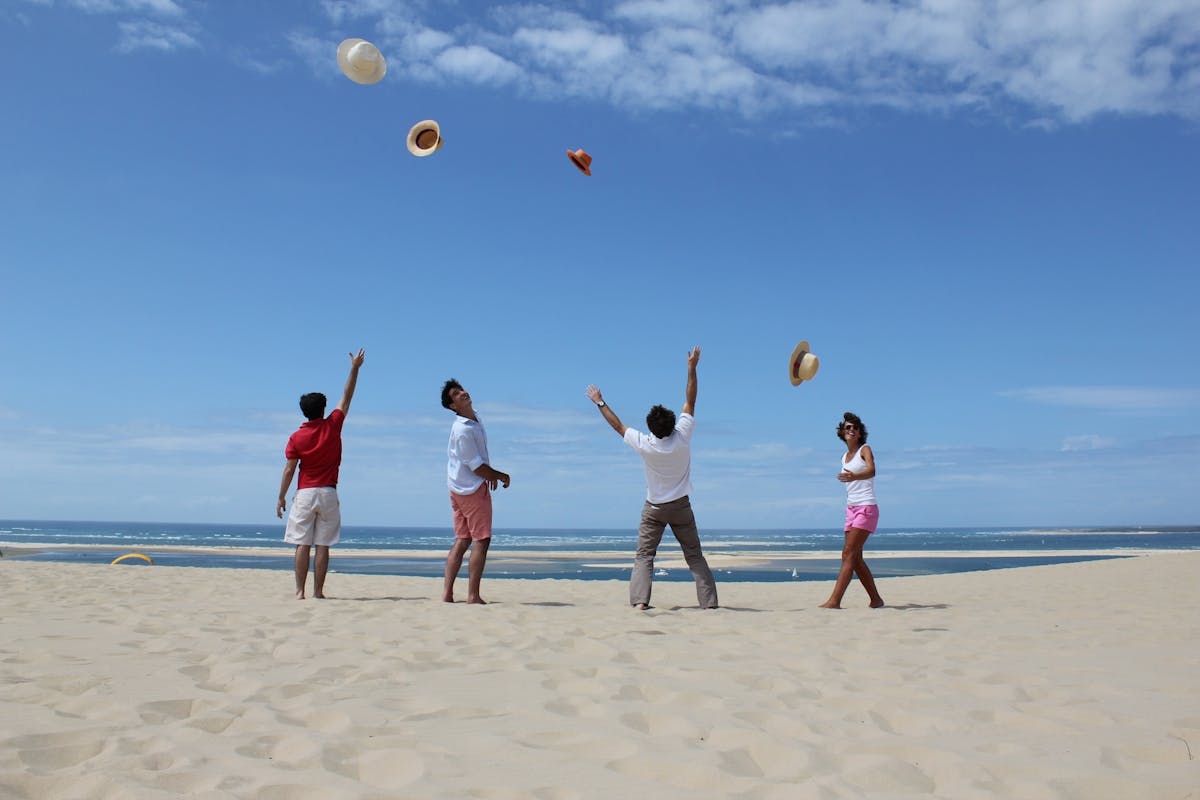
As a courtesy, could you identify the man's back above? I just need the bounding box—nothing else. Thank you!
[624,413,694,503]
[288,409,346,489]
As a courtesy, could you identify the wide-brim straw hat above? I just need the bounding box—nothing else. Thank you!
[567,148,592,175]
[406,119,444,157]
[789,341,820,385]
[337,38,387,85]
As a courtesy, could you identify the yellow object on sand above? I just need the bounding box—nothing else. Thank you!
[111,553,153,565]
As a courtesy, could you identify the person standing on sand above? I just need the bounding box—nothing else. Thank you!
[441,379,511,604]
[585,346,719,611]
[277,349,365,600]
[820,411,885,609]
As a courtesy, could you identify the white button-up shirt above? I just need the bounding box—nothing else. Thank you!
[447,415,489,494]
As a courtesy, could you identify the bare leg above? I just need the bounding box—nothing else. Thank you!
[313,545,330,599]
[853,551,885,607]
[466,538,490,604]
[820,528,873,608]
[293,545,310,600]
[443,539,471,602]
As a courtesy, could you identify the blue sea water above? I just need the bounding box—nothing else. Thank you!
[1,520,1197,583]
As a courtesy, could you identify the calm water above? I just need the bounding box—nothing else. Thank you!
[2,520,1197,583]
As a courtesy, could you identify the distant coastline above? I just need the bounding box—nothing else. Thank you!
[3,519,1196,582]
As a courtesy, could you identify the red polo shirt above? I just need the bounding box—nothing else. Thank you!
[286,408,345,489]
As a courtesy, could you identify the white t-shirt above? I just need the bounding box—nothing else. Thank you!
[842,446,876,506]
[447,415,489,495]
[623,412,694,503]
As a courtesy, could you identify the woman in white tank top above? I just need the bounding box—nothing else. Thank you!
[819,411,885,609]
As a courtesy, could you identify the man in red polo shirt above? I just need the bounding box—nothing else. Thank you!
[276,348,365,599]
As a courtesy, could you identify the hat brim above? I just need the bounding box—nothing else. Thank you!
[789,341,819,386]
[337,38,387,85]
[406,120,443,157]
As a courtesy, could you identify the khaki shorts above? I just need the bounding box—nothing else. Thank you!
[284,487,341,546]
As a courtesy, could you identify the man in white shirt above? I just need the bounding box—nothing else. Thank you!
[441,379,511,604]
[586,347,718,610]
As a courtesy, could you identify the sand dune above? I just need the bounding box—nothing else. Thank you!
[2,554,1198,798]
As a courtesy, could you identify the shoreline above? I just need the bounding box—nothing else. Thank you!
[3,540,1190,561]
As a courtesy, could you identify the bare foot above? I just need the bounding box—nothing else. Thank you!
[818,600,841,609]
[633,603,649,611]
[314,593,326,600]
[467,597,487,605]
[442,595,455,603]
[870,599,885,608]
[295,591,306,600]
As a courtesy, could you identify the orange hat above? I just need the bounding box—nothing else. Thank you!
[567,148,592,175]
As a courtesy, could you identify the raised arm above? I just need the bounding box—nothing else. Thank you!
[682,346,700,416]
[336,348,366,415]
[586,384,628,436]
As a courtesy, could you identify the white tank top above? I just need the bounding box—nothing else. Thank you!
[841,446,876,506]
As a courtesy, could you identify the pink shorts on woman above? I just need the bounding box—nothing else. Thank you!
[450,483,492,541]
[845,504,880,533]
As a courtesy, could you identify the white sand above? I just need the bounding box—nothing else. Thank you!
[2,553,1198,799]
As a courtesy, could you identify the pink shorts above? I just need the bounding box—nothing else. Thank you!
[450,484,492,541]
[845,504,879,534]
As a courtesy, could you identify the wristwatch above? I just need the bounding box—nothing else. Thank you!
[596,401,606,408]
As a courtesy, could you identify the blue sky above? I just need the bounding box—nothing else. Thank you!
[2,0,1198,530]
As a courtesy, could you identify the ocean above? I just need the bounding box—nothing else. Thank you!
[2,520,1197,583]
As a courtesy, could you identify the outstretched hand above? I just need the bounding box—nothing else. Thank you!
[687,346,701,368]
[585,384,604,405]
[349,348,365,368]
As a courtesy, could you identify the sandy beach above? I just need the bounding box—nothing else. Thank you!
[2,553,1197,799]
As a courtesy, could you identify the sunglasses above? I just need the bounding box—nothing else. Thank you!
[842,423,858,431]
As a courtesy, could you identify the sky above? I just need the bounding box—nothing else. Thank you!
[1,0,1198,531]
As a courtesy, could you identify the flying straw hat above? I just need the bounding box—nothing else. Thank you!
[567,148,592,175]
[789,341,820,386]
[406,120,443,157]
[337,38,387,85]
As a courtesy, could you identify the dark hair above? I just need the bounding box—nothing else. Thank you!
[837,411,868,443]
[441,378,463,410]
[646,405,677,439]
[299,392,327,421]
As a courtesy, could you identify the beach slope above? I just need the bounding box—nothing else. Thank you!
[2,554,1198,798]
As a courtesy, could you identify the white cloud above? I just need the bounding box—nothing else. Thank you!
[1060,434,1117,452]
[314,0,1200,122]
[614,0,718,26]
[69,0,185,16]
[115,19,198,52]
[1003,386,1200,412]
[286,30,340,78]
[434,44,522,84]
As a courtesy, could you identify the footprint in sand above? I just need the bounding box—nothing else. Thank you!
[11,731,108,772]
[544,697,606,719]
[467,789,582,800]
[185,712,239,734]
[517,732,635,761]
[137,698,199,725]
[235,734,321,767]
[619,711,704,738]
[355,749,425,789]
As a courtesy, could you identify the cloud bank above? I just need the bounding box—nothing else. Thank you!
[309,0,1200,123]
